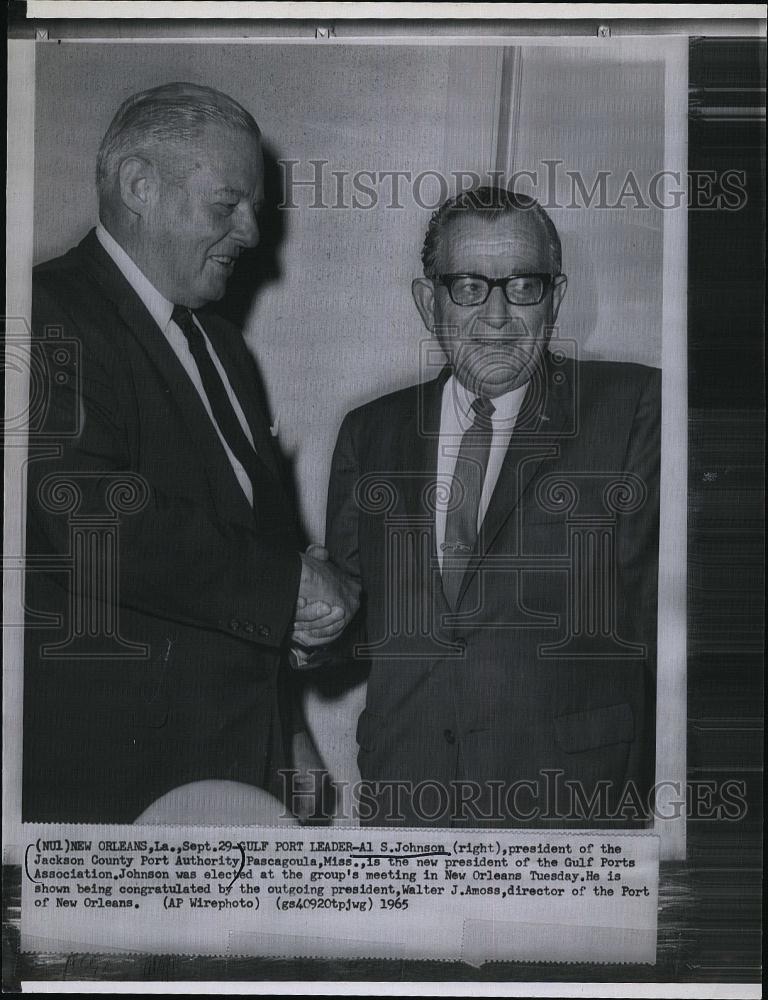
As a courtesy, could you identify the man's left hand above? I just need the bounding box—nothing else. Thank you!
[292,544,356,648]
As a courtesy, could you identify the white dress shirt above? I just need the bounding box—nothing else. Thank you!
[96,223,256,505]
[435,374,528,571]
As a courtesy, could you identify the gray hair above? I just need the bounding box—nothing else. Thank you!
[421,186,562,277]
[96,82,261,204]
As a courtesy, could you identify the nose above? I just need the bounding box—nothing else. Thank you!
[477,285,515,331]
[233,203,260,249]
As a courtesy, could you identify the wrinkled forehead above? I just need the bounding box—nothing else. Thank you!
[438,211,553,273]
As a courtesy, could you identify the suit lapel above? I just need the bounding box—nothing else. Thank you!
[79,232,256,528]
[456,353,575,607]
[400,370,455,616]
[397,372,445,518]
[372,369,456,648]
[198,314,282,484]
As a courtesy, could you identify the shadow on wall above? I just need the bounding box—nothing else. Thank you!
[203,142,308,549]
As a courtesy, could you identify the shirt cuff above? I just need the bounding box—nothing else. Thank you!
[288,646,313,670]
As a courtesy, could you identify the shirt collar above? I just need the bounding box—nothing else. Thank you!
[448,374,529,428]
[96,222,175,333]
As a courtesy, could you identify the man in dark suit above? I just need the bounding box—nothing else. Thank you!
[325,187,659,828]
[23,82,357,822]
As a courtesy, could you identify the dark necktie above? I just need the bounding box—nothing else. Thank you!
[441,395,496,608]
[172,305,278,522]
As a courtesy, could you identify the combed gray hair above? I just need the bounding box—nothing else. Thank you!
[421,186,562,278]
[96,81,261,204]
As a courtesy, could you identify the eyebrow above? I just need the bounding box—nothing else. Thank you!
[211,187,264,208]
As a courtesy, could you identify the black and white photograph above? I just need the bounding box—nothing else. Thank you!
[3,2,764,995]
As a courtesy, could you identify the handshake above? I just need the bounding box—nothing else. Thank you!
[292,543,361,650]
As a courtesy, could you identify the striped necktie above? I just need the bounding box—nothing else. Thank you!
[172,305,280,524]
[441,395,495,608]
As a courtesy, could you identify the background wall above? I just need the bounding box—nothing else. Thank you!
[33,40,667,797]
[512,43,665,366]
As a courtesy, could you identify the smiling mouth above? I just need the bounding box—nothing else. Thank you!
[209,255,236,268]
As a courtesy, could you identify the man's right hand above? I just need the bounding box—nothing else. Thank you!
[293,547,360,648]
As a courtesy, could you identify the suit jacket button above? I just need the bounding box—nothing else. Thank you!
[257,625,271,638]
[443,728,456,745]
[229,619,241,631]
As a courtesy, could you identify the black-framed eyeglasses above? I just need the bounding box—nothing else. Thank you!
[434,272,558,306]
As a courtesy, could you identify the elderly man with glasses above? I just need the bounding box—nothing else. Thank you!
[319,187,660,829]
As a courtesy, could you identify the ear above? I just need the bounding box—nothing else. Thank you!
[551,274,567,324]
[117,156,158,217]
[411,277,436,332]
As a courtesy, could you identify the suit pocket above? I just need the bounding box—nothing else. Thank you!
[553,703,634,754]
[356,709,384,752]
